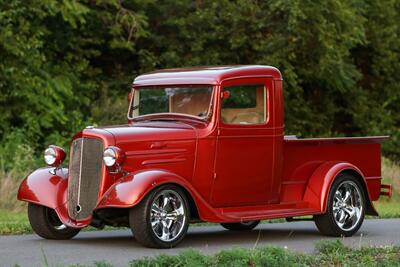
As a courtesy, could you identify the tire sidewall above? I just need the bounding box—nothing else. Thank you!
[28,203,80,239]
[327,174,366,236]
[221,220,260,231]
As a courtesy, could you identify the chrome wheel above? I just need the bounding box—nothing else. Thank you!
[332,181,363,231]
[150,190,186,242]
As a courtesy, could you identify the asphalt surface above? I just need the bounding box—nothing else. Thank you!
[0,219,399,267]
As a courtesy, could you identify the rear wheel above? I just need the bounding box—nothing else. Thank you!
[221,220,260,231]
[28,203,81,239]
[129,185,190,248]
[314,174,365,237]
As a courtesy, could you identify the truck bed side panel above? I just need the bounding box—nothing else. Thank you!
[281,137,385,203]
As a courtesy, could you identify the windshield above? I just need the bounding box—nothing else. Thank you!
[128,86,213,120]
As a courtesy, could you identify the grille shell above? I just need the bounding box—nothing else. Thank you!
[68,138,104,220]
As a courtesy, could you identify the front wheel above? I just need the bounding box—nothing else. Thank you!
[314,174,366,237]
[129,185,190,248]
[28,203,81,239]
[221,220,260,231]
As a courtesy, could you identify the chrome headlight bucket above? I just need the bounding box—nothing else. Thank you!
[103,146,125,167]
[44,145,66,167]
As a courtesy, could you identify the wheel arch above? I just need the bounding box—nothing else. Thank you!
[17,167,68,210]
[166,183,200,221]
[96,170,208,221]
[303,161,378,216]
[337,168,378,216]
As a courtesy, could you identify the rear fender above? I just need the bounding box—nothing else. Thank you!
[303,162,378,216]
[17,167,68,209]
[96,170,224,222]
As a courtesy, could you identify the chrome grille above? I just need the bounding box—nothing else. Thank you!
[68,138,104,220]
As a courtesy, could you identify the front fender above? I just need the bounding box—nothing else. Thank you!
[96,170,225,222]
[303,161,378,215]
[97,170,194,209]
[17,167,68,209]
[17,167,91,228]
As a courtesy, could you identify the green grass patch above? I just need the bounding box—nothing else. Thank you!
[126,240,400,267]
[0,209,31,235]
[374,200,400,218]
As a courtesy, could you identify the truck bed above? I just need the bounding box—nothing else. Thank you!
[280,135,388,204]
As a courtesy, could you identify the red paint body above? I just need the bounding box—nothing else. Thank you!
[18,66,389,228]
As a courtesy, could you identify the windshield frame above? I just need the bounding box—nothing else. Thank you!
[127,85,215,122]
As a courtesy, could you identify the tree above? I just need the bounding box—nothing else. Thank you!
[0,0,399,165]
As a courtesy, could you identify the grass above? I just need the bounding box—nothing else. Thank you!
[54,240,400,266]
[374,201,400,218]
[128,240,400,267]
[372,157,400,218]
[0,209,31,235]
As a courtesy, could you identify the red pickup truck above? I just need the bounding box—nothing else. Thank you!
[18,65,391,248]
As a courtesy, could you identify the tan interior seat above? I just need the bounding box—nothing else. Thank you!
[230,111,264,124]
[170,93,211,116]
[221,87,266,124]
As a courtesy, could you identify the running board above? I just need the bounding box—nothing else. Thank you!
[218,202,321,222]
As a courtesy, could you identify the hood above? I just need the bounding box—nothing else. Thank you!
[100,122,197,144]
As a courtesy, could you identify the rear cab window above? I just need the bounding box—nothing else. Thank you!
[221,84,267,125]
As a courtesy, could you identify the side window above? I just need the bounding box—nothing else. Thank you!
[221,84,267,125]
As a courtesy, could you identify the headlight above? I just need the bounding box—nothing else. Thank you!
[103,148,116,167]
[44,145,66,167]
[103,146,125,167]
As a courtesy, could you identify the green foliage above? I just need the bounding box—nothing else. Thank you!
[0,0,147,172]
[0,0,399,166]
[222,85,258,109]
[138,88,170,115]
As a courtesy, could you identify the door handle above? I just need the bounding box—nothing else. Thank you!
[150,142,166,149]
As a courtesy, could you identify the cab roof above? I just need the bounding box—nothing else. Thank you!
[133,65,282,87]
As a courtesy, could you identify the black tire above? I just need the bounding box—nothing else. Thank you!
[129,185,190,248]
[28,203,81,240]
[221,220,260,231]
[314,173,366,237]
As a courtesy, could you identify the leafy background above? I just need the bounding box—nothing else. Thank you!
[0,0,399,176]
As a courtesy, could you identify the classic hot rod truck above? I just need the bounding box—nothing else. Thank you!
[18,65,392,248]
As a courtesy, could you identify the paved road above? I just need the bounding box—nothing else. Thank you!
[1,219,399,267]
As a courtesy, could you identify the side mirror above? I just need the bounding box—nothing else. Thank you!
[222,90,230,100]
[128,91,133,102]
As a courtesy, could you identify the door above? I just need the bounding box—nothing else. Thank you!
[211,78,276,207]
